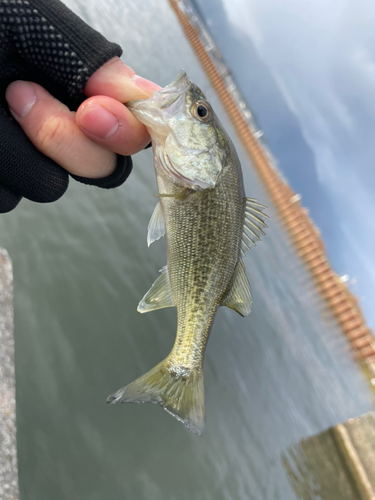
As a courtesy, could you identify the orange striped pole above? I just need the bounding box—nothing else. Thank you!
[168,0,375,371]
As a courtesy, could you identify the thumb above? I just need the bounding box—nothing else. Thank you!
[84,57,161,102]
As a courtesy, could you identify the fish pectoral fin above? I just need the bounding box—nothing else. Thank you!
[147,200,166,247]
[241,197,269,256]
[221,260,252,317]
[137,265,175,313]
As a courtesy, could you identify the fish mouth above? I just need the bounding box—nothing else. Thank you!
[127,70,191,131]
[158,70,191,97]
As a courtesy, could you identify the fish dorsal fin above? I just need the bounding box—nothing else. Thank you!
[221,259,252,317]
[147,201,165,247]
[241,198,269,256]
[137,266,175,313]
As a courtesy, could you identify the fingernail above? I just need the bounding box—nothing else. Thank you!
[132,75,161,94]
[78,103,119,139]
[6,81,37,118]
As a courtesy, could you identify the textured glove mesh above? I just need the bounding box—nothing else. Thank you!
[0,0,132,213]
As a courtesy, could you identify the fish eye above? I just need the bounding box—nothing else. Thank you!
[192,101,211,122]
[197,105,208,117]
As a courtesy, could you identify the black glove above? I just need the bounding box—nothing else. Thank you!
[0,0,132,213]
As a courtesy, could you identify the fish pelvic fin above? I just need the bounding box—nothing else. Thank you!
[147,200,165,247]
[106,358,205,435]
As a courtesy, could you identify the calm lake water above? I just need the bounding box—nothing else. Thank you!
[0,1,374,499]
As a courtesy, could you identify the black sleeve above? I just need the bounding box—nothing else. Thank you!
[0,0,132,213]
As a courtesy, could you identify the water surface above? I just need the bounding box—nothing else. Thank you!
[0,1,374,499]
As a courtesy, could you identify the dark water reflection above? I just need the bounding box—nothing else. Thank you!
[0,1,374,499]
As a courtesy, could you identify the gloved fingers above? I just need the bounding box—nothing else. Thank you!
[5,81,117,179]
[0,109,68,204]
[84,57,161,103]
[75,95,151,156]
[0,185,22,214]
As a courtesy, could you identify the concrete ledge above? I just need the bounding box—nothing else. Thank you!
[0,248,19,500]
[283,412,375,500]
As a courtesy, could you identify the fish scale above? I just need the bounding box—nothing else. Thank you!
[107,71,268,434]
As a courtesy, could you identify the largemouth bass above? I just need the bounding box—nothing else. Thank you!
[107,71,268,434]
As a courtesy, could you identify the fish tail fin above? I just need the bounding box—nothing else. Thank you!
[106,358,205,435]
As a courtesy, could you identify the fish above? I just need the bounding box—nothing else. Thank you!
[106,71,268,435]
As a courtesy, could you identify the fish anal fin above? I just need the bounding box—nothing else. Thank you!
[147,201,165,247]
[137,266,175,313]
[221,259,252,317]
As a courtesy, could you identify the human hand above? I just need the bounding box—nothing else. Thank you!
[5,57,160,185]
[0,0,160,213]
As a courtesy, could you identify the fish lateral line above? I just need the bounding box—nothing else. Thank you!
[155,188,193,201]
